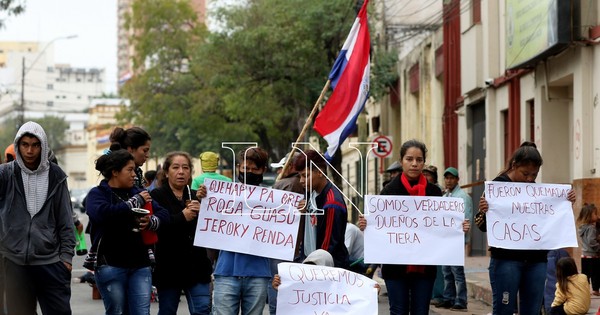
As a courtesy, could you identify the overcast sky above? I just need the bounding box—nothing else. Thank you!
[0,0,118,93]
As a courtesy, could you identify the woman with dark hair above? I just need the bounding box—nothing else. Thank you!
[477,141,576,315]
[359,139,469,315]
[110,127,152,188]
[150,151,213,315]
[86,143,169,314]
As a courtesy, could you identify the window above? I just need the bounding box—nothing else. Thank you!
[528,100,535,142]
[371,116,380,133]
[47,67,54,73]
[47,84,53,90]
[47,101,54,107]
[409,63,420,94]
[502,110,509,164]
[472,0,481,24]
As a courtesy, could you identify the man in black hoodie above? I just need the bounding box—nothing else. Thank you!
[0,121,75,314]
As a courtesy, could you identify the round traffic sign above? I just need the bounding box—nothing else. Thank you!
[372,135,393,158]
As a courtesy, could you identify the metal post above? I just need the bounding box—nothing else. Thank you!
[19,56,25,127]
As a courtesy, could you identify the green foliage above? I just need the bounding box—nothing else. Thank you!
[0,0,25,28]
[122,0,387,161]
[0,117,18,152]
[370,48,399,101]
[32,116,69,151]
[0,115,68,156]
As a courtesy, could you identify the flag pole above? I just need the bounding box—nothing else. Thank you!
[277,79,331,181]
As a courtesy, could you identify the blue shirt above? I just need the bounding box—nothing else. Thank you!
[213,251,271,277]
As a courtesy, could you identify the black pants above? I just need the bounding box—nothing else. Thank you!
[581,257,600,291]
[549,304,567,315]
[4,259,71,315]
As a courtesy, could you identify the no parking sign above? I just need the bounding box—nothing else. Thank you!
[372,135,393,173]
[372,135,393,158]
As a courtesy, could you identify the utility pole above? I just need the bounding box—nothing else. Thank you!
[16,35,78,129]
[19,56,25,128]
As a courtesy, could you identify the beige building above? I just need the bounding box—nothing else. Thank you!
[458,1,598,193]
[117,0,207,87]
[451,0,598,256]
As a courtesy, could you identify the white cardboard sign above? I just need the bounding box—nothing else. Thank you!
[363,195,465,266]
[484,181,577,249]
[276,262,378,315]
[194,179,303,260]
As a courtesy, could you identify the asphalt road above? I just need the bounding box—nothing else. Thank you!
[68,213,492,314]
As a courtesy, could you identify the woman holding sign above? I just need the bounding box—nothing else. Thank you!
[360,140,449,315]
[476,142,576,315]
[151,151,213,315]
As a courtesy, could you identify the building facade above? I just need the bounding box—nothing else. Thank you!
[0,41,105,120]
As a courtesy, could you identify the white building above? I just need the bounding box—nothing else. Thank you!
[0,41,105,121]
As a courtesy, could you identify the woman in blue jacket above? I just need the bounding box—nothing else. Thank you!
[86,143,169,315]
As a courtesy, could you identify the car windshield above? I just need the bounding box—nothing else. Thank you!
[71,189,88,198]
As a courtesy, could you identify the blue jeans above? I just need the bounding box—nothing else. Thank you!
[431,265,444,302]
[212,275,268,315]
[489,258,546,315]
[268,258,284,315]
[385,276,434,315]
[442,265,467,307]
[95,265,152,315]
[158,283,211,315]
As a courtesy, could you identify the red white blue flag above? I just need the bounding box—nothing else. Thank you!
[313,0,370,160]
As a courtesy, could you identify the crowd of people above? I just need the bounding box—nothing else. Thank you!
[0,122,595,315]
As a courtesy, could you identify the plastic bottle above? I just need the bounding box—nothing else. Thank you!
[75,229,88,256]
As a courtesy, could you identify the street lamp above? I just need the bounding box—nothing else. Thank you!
[18,34,78,127]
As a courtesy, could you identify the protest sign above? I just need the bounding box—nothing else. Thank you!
[363,195,465,266]
[276,262,378,315]
[484,181,577,249]
[194,179,303,260]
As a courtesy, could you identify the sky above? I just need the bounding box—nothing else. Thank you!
[0,0,118,93]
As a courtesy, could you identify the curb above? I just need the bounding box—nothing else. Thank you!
[467,278,492,306]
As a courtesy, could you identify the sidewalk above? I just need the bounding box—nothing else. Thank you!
[464,255,600,315]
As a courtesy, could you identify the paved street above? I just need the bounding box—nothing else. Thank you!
[69,213,491,314]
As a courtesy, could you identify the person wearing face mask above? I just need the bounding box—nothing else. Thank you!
[477,142,576,315]
[197,147,271,315]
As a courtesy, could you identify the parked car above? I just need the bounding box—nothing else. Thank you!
[70,188,90,213]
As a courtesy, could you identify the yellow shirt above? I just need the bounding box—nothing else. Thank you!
[551,273,591,315]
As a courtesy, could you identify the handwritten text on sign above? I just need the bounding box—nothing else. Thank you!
[276,262,378,315]
[484,181,577,249]
[363,195,465,266]
[194,179,303,260]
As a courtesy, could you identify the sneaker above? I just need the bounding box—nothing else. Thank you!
[435,301,453,308]
[430,299,442,305]
[450,305,468,312]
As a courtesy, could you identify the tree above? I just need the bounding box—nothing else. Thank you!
[122,0,389,163]
[32,115,68,151]
[0,115,67,159]
[0,0,26,27]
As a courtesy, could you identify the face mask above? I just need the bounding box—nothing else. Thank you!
[238,172,263,186]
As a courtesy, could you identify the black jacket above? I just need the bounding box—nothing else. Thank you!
[379,175,442,280]
[0,161,75,265]
[151,185,212,288]
[486,174,548,263]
